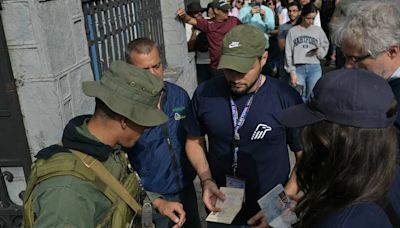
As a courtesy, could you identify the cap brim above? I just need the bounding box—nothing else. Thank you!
[280,103,325,128]
[218,55,256,73]
[83,81,168,127]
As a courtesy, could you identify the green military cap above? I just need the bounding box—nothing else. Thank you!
[218,25,266,73]
[82,60,168,127]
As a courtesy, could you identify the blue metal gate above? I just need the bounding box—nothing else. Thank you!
[82,0,165,80]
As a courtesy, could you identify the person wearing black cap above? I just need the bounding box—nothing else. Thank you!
[177,0,241,78]
[280,69,400,227]
[185,2,205,43]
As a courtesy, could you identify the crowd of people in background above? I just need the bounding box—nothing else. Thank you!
[23,0,400,228]
[178,0,334,100]
[177,0,400,227]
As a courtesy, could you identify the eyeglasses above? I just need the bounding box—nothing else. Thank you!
[237,1,244,4]
[267,2,274,5]
[344,53,372,63]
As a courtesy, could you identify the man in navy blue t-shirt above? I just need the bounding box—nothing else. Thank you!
[184,25,303,226]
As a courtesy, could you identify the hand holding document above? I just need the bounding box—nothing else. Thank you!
[257,184,297,228]
[205,187,244,224]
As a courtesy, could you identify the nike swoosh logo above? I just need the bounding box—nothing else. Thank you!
[228,44,241,48]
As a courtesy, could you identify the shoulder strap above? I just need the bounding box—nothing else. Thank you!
[70,149,142,215]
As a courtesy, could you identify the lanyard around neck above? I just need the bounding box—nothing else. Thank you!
[229,75,263,176]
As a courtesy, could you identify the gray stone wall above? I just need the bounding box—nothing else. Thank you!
[1,0,199,158]
[1,0,94,157]
[161,0,197,97]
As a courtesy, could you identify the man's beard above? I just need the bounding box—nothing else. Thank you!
[229,77,259,95]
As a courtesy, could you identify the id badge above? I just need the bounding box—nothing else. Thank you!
[226,175,246,203]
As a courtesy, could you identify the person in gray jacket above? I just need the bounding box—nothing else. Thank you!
[285,3,329,102]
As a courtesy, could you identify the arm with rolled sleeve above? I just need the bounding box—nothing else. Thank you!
[182,90,211,182]
[182,90,225,212]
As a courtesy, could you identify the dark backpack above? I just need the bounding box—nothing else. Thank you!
[194,32,209,53]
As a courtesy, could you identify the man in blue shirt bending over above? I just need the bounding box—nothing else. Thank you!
[127,38,200,228]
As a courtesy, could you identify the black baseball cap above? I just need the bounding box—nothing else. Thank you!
[186,2,206,13]
[211,0,232,11]
[280,69,396,128]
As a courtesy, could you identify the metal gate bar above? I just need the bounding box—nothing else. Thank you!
[82,0,165,79]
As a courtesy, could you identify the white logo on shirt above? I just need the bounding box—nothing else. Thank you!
[251,124,272,140]
[174,112,185,120]
[228,41,242,48]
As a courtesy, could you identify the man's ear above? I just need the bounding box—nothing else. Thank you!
[120,117,127,129]
[388,45,399,58]
[260,51,268,67]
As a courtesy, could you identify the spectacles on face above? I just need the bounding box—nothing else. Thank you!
[267,2,274,5]
[237,1,244,4]
[344,53,372,64]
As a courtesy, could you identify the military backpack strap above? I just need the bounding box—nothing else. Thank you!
[23,152,105,227]
[70,149,143,215]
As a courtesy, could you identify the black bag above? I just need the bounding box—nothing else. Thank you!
[194,32,209,53]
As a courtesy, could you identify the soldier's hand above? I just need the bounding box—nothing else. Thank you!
[153,198,186,227]
[201,179,225,212]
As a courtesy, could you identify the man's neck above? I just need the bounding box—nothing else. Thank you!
[247,74,266,93]
[388,65,400,81]
[87,117,118,148]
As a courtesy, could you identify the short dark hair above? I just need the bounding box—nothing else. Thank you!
[287,1,301,10]
[94,98,120,120]
[294,109,398,227]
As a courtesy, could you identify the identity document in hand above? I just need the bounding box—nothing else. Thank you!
[257,184,297,228]
[205,187,244,224]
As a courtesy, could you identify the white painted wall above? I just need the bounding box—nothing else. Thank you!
[0,0,198,206]
[2,0,198,156]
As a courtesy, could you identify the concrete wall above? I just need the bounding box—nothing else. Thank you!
[1,0,94,157]
[160,0,197,97]
[0,0,197,207]
[199,0,209,8]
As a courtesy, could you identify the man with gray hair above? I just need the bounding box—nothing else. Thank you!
[331,1,400,224]
[331,0,400,132]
